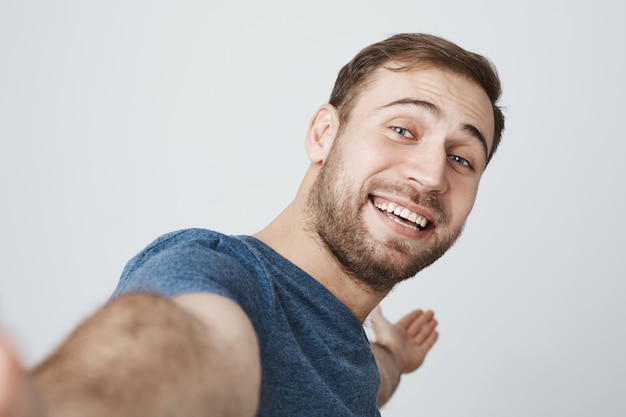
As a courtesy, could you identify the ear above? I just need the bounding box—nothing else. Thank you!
[305,104,339,163]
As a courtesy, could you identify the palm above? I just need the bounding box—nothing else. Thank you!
[371,306,438,374]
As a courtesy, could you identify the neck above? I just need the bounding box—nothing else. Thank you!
[253,201,386,323]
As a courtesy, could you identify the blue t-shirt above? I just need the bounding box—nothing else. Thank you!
[112,228,381,417]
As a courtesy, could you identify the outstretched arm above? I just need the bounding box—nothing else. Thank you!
[370,306,438,407]
[1,292,261,417]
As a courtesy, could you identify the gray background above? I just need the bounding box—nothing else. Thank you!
[1,0,624,415]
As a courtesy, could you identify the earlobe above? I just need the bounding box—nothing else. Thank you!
[305,104,338,163]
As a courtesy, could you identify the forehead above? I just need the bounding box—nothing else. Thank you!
[352,66,496,150]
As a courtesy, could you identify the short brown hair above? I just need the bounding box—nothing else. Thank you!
[329,33,505,162]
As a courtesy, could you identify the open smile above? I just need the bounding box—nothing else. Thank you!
[372,199,432,231]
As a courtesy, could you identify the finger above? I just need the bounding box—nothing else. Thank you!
[406,310,434,336]
[413,319,437,345]
[396,309,423,330]
[419,329,439,353]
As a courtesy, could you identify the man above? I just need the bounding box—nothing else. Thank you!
[0,32,504,416]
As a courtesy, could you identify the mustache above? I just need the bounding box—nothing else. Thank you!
[367,180,447,224]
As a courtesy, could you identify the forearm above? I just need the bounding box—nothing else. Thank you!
[371,342,401,407]
[31,293,260,417]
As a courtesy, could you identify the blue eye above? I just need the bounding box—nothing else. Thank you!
[391,126,415,139]
[449,155,471,167]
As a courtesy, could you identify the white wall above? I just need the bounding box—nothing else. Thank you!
[1,1,624,415]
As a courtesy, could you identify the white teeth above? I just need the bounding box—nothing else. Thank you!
[374,201,429,229]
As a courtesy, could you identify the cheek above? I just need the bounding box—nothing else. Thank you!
[342,142,391,179]
[360,137,406,172]
[448,181,480,221]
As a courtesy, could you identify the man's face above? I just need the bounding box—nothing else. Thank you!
[306,66,495,292]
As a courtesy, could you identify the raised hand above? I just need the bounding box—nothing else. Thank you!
[370,305,438,374]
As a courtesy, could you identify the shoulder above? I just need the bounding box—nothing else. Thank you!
[122,228,245,272]
[132,228,238,257]
[113,229,262,297]
[112,228,277,336]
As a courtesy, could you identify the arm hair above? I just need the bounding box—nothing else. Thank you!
[32,292,260,417]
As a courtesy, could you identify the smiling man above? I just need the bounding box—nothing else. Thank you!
[299,66,496,298]
[0,33,504,417]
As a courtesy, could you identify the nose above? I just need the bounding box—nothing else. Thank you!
[401,142,448,194]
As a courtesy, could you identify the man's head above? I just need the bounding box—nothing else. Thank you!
[302,33,504,293]
[329,33,504,163]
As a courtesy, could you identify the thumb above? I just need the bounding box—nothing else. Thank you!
[0,334,23,417]
[370,305,383,321]
[0,333,40,417]
[369,305,391,335]
[369,305,383,326]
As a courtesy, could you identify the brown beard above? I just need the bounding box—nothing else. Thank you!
[305,140,464,293]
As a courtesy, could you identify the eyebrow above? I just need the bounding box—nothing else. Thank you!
[378,98,489,160]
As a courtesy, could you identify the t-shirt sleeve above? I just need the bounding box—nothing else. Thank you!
[110,230,274,336]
